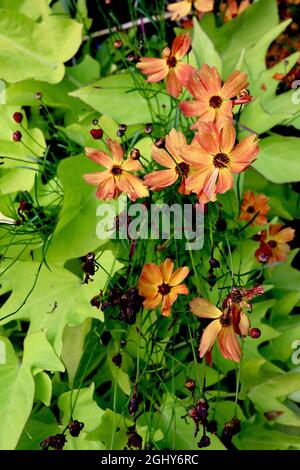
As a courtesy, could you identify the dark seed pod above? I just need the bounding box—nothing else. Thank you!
[113,39,123,49]
[119,124,127,132]
[198,435,210,448]
[154,137,165,148]
[120,339,127,347]
[68,420,84,437]
[35,91,43,100]
[127,430,143,449]
[12,131,22,142]
[209,258,220,269]
[250,327,261,338]
[206,420,218,434]
[144,123,153,134]
[112,353,122,368]
[130,148,140,160]
[92,119,99,125]
[90,128,103,140]
[184,378,196,392]
[13,112,23,124]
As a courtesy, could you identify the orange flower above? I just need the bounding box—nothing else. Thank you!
[240,191,270,226]
[256,224,295,264]
[180,64,249,128]
[183,121,259,204]
[190,297,250,362]
[144,129,191,194]
[221,0,250,23]
[136,33,195,98]
[83,139,149,201]
[167,0,214,21]
[138,258,189,316]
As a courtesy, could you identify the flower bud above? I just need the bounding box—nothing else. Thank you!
[250,327,261,338]
[113,39,123,49]
[13,112,23,124]
[184,378,196,392]
[90,128,103,140]
[198,435,210,448]
[12,131,22,142]
[130,148,140,160]
[154,137,165,148]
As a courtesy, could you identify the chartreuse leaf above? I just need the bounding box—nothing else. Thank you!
[190,17,222,73]
[0,9,82,83]
[218,0,278,76]
[236,418,300,450]
[58,384,106,450]
[253,136,300,183]
[69,73,170,125]
[16,408,58,450]
[248,372,300,426]
[0,0,51,20]
[46,154,123,262]
[0,105,46,194]
[0,261,100,354]
[34,371,52,406]
[23,330,65,374]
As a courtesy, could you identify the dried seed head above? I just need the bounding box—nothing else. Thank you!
[119,124,127,132]
[68,420,84,437]
[198,434,211,448]
[127,430,143,449]
[209,258,220,269]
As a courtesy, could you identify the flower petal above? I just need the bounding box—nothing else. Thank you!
[221,70,249,99]
[122,158,142,172]
[106,139,124,163]
[199,320,222,358]
[166,69,182,98]
[190,298,222,319]
[169,266,189,286]
[143,294,163,309]
[239,312,251,336]
[161,258,174,283]
[83,171,109,186]
[217,326,241,362]
[144,169,178,191]
[220,121,236,154]
[116,172,149,201]
[172,284,189,295]
[85,147,112,168]
[172,33,192,59]
[215,169,234,194]
[161,291,178,316]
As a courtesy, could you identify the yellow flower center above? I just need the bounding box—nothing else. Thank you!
[158,282,171,296]
[111,165,122,176]
[209,95,223,109]
[167,55,177,68]
[213,153,230,169]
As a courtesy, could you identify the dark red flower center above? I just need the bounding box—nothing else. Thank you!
[231,289,243,304]
[176,162,190,177]
[268,240,277,248]
[213,153,230,168]
[209,95,223,109]
[219,311,231,327]
[158,282,171,296]
[246,205,255,213]
[167,55,177,68]
[111,165,122,176]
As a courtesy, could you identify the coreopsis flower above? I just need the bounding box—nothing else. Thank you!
[83,139,149,201]
[138,258,189,316]
[180,64,249,128]
[136,33,194,98]
[240,191,270,226]
[222,285,264,312]
[183,121,259,204]
[255,224,295,264]
[190,297,250,362]
[220,0,250,23]
[167,0,214,21]
[144,128,191,194]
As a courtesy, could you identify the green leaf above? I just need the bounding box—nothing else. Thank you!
[190,18,222,73]
[23,330,65,374]
[0,0,51,20]
[58,383,104,432]
[61,319,91,385]
[69,73,169,125]
[254,136,300,183]
[248,372,300,426]
[34,371,52,406]
[237,419,300,450]
[0,10,82,83]
[0,337,35,450]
